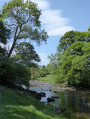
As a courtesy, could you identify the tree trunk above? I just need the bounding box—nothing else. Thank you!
[8,38,17,57]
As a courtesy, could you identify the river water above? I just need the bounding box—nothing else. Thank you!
[29,80,90,119]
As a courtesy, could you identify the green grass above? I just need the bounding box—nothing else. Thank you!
[0,86,67,119]
[36,75,57,83]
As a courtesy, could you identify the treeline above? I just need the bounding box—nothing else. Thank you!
[47,30,90,87]
[35,30,90,88]
[30,65,49,79]
[0,0,48,88]
[0,0,90,89]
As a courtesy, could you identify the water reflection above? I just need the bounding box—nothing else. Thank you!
[30,81,90,119]
[56,91,90,113]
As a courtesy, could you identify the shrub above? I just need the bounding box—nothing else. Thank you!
[0,54,31,88]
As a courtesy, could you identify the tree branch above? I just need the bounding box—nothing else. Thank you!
[8,25,19,57]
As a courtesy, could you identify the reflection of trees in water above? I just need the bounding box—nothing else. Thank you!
[58,92,90,113]
[30,81,90,119]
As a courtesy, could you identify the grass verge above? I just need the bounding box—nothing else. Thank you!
[36,75,57,83]
[0,86,67,119]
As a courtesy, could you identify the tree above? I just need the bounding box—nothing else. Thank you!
[48,53,59,74]
[30,66,40,80]
[57,30,90,86]
[57,30,90,52]
[0,20,31,88]
[40,65,49,77]
[1,0,48,57]
[13,42,40,67]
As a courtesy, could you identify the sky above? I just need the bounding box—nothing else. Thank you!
[0,0,90,65]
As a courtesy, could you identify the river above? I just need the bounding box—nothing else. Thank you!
[29,80,90,119]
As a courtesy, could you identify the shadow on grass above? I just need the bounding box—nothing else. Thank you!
[3,105,52,119]
[0,86,66,119]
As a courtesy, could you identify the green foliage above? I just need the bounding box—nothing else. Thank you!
[0,0,48,87]
[0,21,10,54]
[0,21,10,44]
[58,30,90,52]
[1,0,48,57]
[48,53,60,75]
[57,31,90,87]
[0,20,30,88]
[31,67,40,80]
[0,46,6,55]
[13,42,40,66]
[40,66,49,77]
[31,66,49,80]
[0,54,30,88]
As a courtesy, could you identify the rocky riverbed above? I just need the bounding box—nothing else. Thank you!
[29,80,90,119]
[29,80,77,92]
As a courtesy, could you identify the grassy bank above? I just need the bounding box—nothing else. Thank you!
[36,75,57,83]
[0,86,67,119]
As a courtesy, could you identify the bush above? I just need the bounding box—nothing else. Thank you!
[31,67,40,80]
[40,66,49,77]
[40,70,47,77]
[0,54,31,88]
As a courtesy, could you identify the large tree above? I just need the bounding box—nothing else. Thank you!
[57,30,90,52]
[59,42,90,85]
[57,31,90,86]
[1,0,48,57]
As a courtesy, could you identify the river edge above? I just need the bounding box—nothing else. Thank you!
[29,80,90,119]
[30,80,90,92]
[0,85,67,119]
[1,82,90,119]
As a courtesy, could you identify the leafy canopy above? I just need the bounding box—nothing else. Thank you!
[56,30,90,86]
[58,30,90,52]
[0,21,10,44]
[1,0,48,57]
[14,42,40,67]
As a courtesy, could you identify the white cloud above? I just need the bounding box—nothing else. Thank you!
[40,10,74,36]
[30,0,74,36]
[41,10,68,26]
[48,26,75,36]
[38,53,49,66]
[32,0,50,10]
[27,0,50,10]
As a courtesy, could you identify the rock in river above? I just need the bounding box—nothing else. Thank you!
[47,97,55,102]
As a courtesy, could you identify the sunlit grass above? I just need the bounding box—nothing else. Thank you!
[36,75,57,83]
[0,86,66,119]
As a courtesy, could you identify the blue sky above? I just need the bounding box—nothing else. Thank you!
[0,0,90,65]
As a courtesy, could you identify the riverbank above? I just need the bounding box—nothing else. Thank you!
[0,85,67,119]
[35,75,90,91]
[30,80,76,92]
[29,80,90,119]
